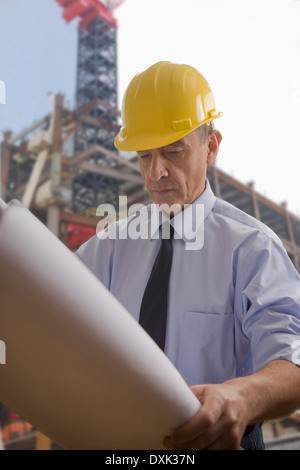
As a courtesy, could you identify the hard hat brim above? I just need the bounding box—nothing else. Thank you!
[114,114,222,152]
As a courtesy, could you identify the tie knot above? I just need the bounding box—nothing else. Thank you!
[160,222,174,241]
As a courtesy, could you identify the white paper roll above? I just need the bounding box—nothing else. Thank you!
[0,199,200,450]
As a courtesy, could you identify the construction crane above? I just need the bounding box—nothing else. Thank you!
[55,0,126,212]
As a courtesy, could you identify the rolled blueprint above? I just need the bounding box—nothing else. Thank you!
[0,199,200,450]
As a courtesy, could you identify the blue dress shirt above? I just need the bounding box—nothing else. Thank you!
[76,180,300,386]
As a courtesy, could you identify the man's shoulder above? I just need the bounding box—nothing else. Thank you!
[212,197,281,243]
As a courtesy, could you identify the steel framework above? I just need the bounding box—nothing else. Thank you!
[55,0,124,212]
[73,16,120,212]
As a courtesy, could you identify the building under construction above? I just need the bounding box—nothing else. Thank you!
[1,0,300,451]
[2,93,300,270]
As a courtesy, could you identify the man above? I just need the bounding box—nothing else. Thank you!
[76,61,300,450]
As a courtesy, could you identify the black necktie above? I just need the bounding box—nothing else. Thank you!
[139,223,174,350]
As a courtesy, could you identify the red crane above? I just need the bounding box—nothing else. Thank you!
[55,0,125,29]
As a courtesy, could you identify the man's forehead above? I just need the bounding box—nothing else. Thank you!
[137,137,188,153]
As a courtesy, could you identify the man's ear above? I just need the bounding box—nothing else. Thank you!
[207,130,222,164]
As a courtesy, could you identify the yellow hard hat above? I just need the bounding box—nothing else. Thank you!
[114,61,222,152]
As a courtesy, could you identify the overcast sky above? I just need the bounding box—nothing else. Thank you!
[1,0,300,215]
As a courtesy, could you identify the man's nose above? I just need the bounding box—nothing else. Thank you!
[149,151,169,181]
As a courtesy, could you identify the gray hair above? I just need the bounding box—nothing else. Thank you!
[196,121,215,144]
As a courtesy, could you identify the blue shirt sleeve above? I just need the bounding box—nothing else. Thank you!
[234,232,300,373]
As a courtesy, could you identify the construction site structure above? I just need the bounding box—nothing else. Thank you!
[1,0,300,451]
[0,93,143,241]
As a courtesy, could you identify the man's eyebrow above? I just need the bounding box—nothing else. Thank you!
[136,140,187,154]
[162,140,187,149]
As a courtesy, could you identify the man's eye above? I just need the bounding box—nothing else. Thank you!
[165,150,182,156]
[140,153,151,159]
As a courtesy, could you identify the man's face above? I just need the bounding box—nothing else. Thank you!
[137,128,221,209]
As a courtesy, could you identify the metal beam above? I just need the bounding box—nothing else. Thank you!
[22,150,49,208]
[79,161,144,184]
[71,144,140,173]
[7,114,51,146]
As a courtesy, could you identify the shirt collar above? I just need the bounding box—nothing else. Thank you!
[148,179,216,244]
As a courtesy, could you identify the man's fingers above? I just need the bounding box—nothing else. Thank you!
[164,407,225,450]
[164,416,242,450]
[164,385,246,450]
[171,403,221,444]
[201,420,243,450]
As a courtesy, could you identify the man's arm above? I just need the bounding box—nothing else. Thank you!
[164,359,300,450]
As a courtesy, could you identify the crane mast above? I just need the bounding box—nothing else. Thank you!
[55,0,125,212]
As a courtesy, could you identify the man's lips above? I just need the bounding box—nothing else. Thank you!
[152,188,173,195]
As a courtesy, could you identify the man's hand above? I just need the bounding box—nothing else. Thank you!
[163,360,300,450]
[164,382,249,450]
